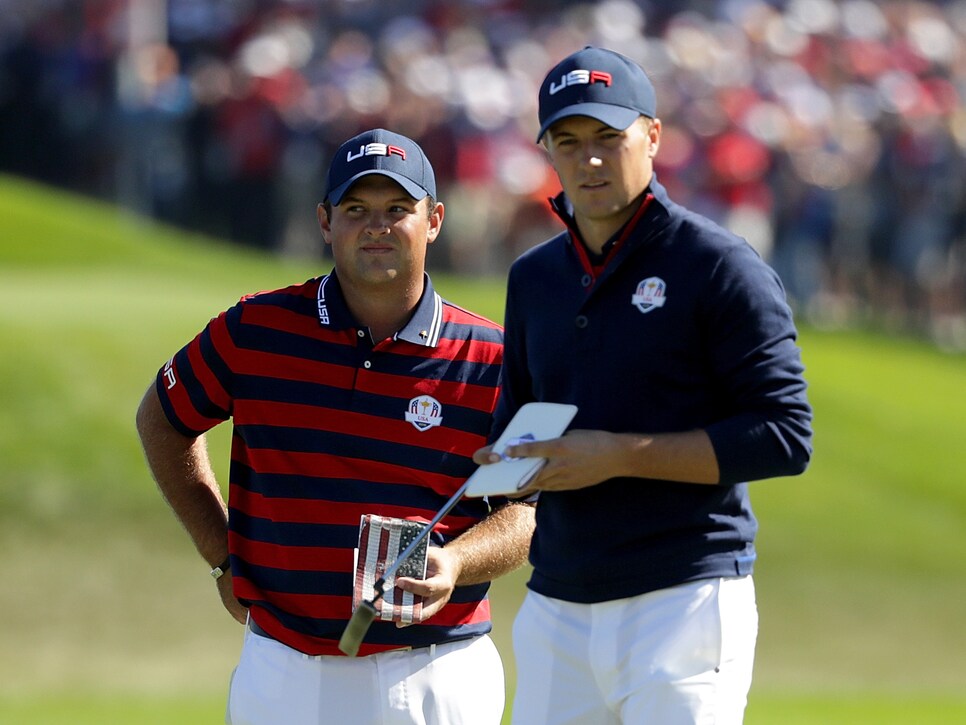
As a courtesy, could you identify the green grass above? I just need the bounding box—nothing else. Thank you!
[1,174,965,723]
[0,695,227,725]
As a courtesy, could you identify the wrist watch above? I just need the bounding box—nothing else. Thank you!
[210,556,231,580]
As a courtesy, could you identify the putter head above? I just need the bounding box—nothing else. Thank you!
[338,600,378,657]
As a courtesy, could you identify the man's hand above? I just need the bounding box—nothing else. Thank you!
[474,430,624,493]
[475,428,721,489]
[394,546,460,625]
[505,430,628,493]
[216,572,249,624]
[394,500,534,626]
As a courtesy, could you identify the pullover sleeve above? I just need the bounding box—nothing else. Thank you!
[701,244,813,484]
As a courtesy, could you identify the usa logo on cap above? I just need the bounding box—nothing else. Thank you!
[548,70,613,95]
[347,143,406,162]
[632,277,667,314]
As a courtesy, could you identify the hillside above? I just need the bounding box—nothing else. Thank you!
[1,175,964,720]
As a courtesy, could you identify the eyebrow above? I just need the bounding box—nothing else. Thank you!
[340,194,415,205]
[551,122,617,139]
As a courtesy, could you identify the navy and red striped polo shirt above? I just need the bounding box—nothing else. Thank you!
[156,271,504,656]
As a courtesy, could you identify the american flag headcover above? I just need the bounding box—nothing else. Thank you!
[352,514,428,624]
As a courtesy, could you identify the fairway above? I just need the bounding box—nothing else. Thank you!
[1,175,965,723]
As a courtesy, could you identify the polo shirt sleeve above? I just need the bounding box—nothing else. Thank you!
[701,245,813,485]
[155,306,236,438]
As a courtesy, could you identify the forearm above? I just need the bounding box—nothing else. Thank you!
[503,428,721,492]
[617,429,720,485]
[136,385,229,567]
[445,502,535,586]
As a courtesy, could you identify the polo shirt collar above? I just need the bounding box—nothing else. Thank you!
[397,273,444,347]
[316,271,443,347]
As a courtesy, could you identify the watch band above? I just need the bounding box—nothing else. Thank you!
[210,556,231,580]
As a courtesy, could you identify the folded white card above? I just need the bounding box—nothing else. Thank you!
[464,402,578,497]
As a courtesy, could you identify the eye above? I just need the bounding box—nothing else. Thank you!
[389,203,420,216]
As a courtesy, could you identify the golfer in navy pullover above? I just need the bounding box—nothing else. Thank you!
[475,47,812,725]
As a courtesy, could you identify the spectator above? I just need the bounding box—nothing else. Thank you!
[0,0,963,348]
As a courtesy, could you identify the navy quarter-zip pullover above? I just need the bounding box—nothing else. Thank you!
[493,176,813,603]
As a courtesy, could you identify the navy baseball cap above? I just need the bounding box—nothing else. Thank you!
[325,128,436,205]
[537,46,657,142]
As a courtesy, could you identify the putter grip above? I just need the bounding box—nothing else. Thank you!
[338,600,378,657]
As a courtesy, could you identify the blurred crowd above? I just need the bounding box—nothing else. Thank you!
[1,0,965,349]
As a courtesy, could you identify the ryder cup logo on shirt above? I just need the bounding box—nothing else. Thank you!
[405,395,443,431]
[632,277,667,314]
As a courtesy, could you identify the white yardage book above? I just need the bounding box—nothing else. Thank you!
[464,402,578,497]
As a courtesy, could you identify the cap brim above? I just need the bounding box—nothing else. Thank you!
[327,170,429,205]
[536,104,643,143]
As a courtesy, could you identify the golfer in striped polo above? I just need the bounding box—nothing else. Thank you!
[137,128,534,724]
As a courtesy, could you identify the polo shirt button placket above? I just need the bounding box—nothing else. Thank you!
[356,329,373,370]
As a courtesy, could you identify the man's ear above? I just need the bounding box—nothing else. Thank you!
[317,203,331,245]
[426,201,445,244]
[647,118,662,159]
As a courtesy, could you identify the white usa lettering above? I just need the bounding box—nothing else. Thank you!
[163,358,177,389]
[346,143,406,162]
[549,69,613,95]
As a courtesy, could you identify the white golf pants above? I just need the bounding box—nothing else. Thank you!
[227,624,505,724]
[511,576,758,725]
